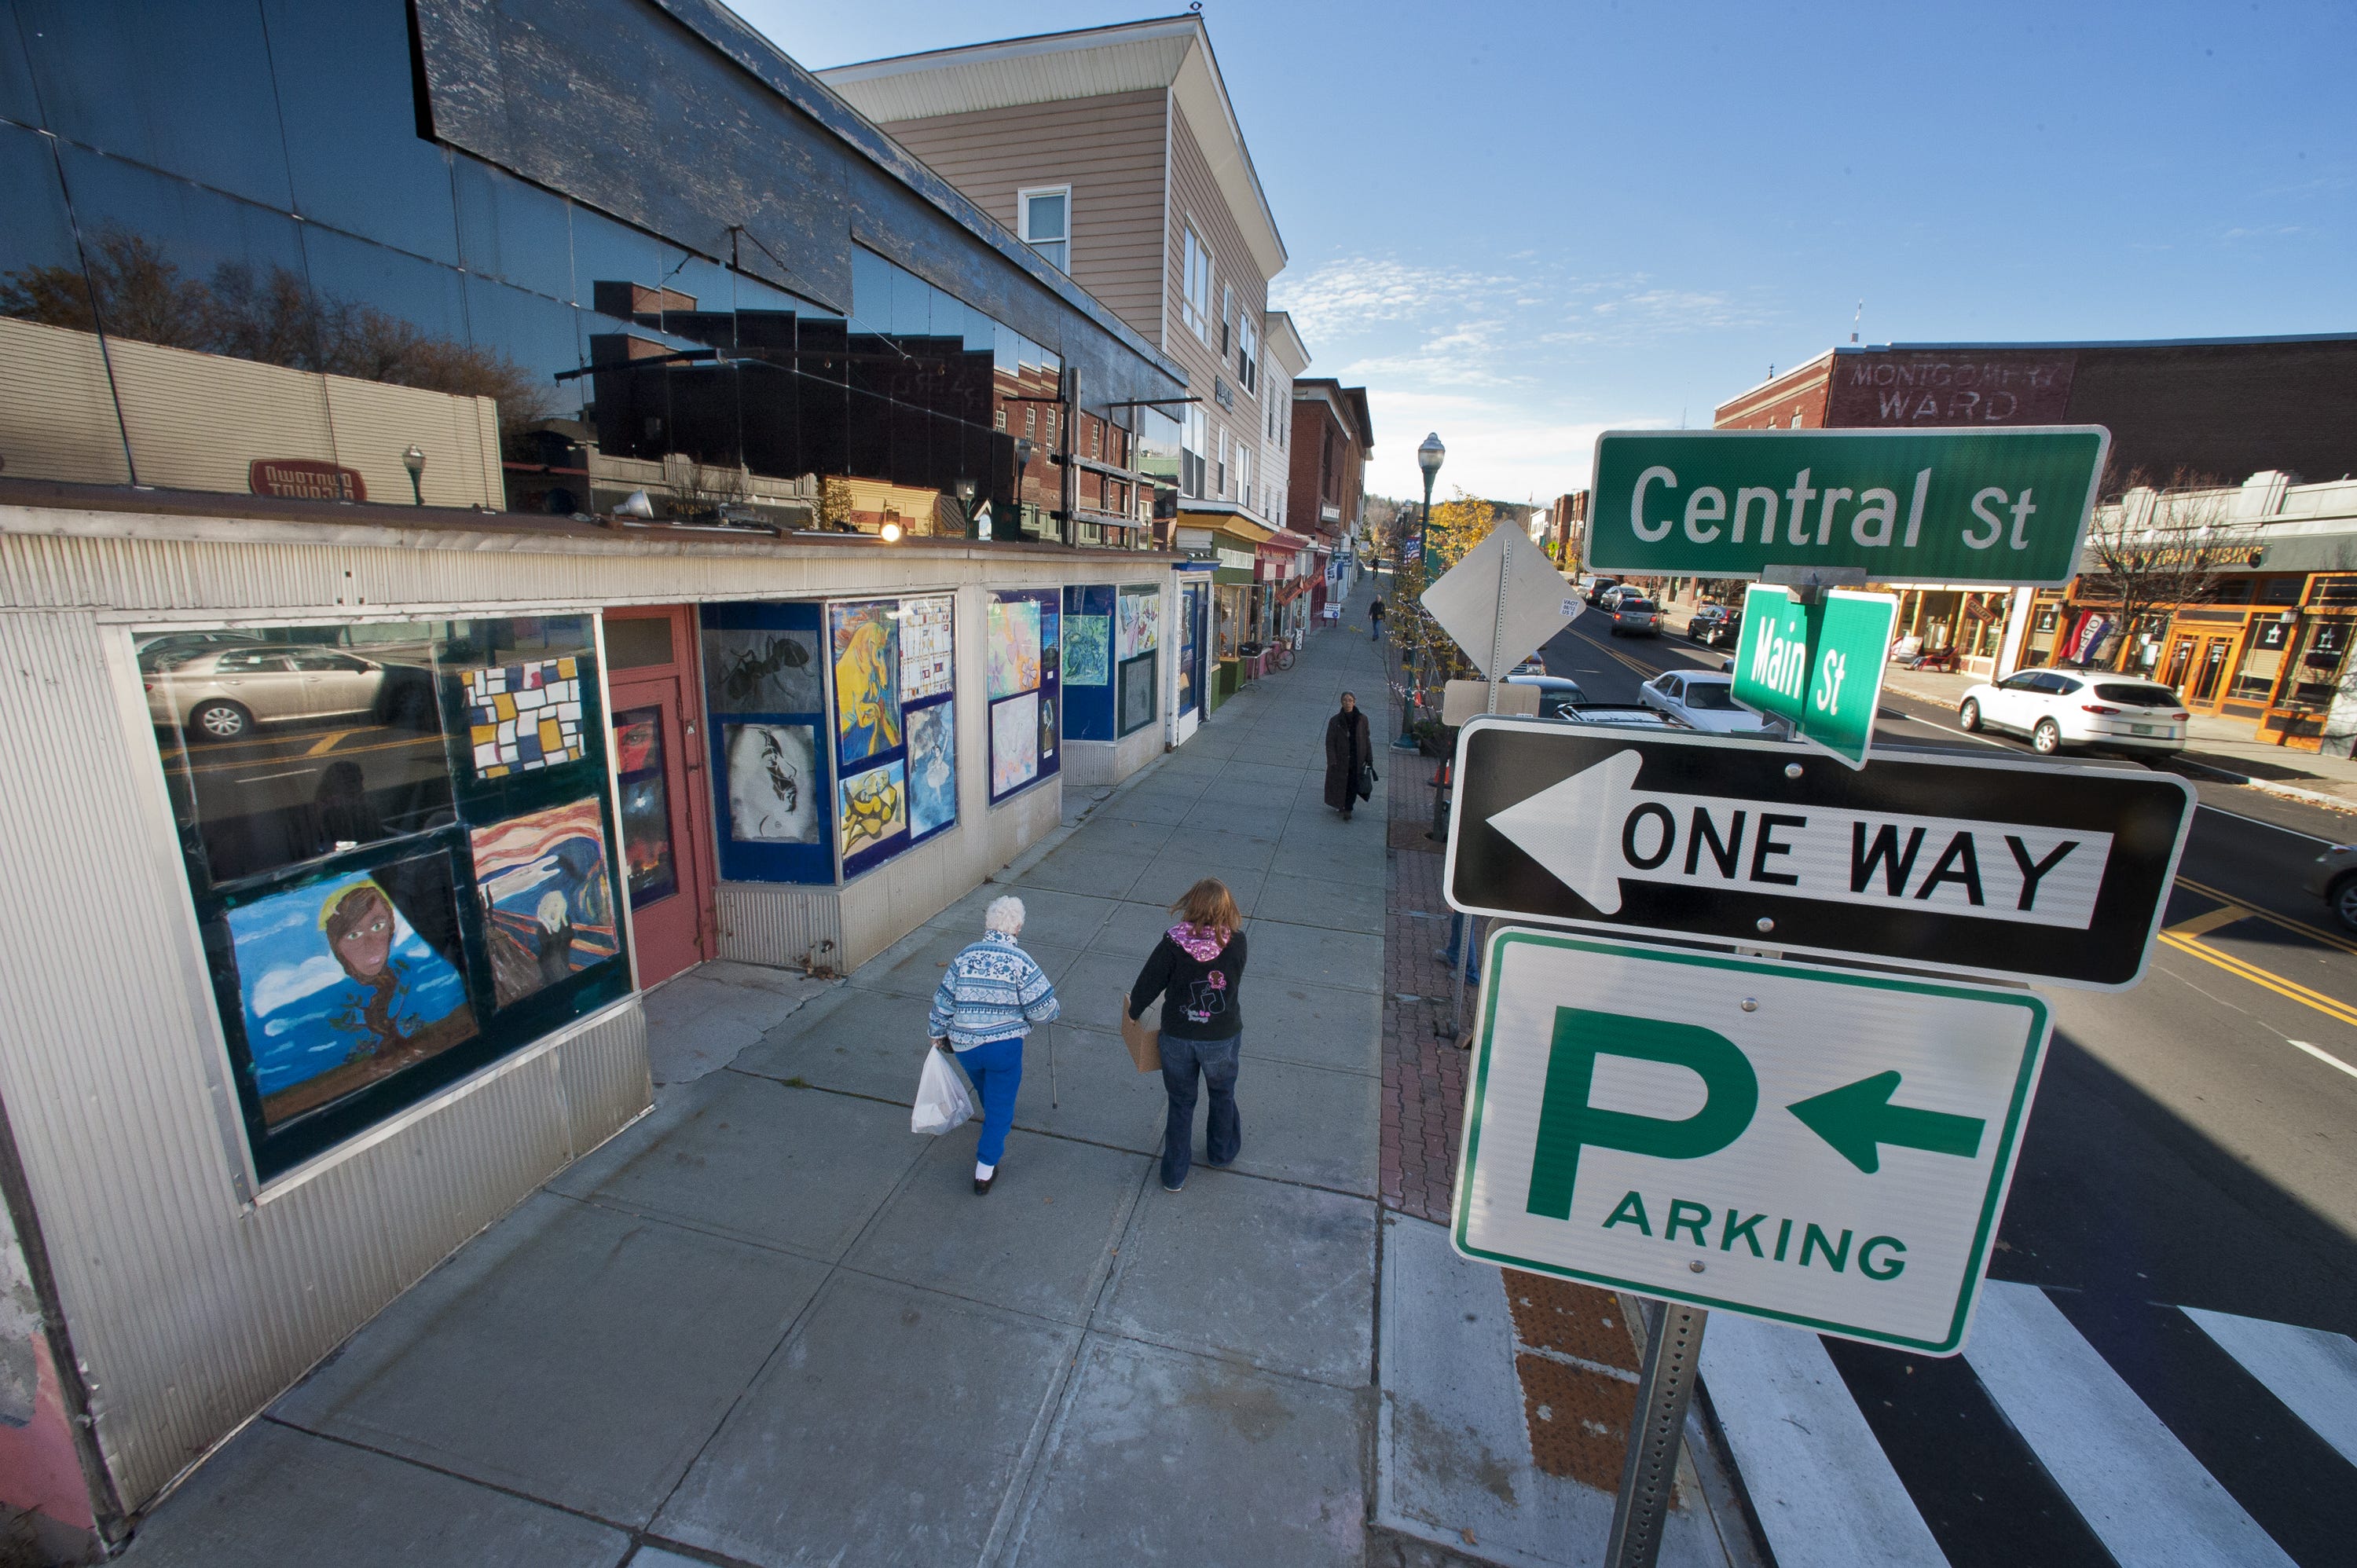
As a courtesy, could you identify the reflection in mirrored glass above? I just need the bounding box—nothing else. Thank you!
[0,0,42,126]
[571,205,665,304]
[262,0,457,265]
[19,0,291,208]
[454,159,574,303]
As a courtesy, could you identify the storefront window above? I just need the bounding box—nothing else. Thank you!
[146,615,629,1181]
[2229,617,2297,702]
[1215,586,1246,659]
[2282,618,2352,711]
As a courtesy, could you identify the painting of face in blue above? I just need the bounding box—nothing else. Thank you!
[227,857,478,1129]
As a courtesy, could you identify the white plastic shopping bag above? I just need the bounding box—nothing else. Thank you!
[912,1046,975,1136]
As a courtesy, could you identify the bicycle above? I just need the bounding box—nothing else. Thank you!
[1269,636,1297,672]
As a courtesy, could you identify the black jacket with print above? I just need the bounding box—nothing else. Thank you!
[1127,929,1248,1041]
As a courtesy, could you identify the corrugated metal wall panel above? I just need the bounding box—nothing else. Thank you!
[0,607,645,1508]
[716,885,842,972]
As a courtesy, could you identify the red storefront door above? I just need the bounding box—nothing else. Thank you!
[603,606,716,985]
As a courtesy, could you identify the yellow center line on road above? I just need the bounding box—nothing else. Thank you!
[2171,875,2357,958]
[305,729,358,757]
[2165,903,2256,940]
[2157,931,2357,1033]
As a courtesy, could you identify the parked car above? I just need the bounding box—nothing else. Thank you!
[2302,844,2357,932]
[1686,604,1742,647]
[1585,578,1622,607]
[147,647,390,741]
[1640,670,1783,735]
[1505,672,1586,721]
[1608,595,1661,636]
[1956,669,2189,756]
[1558,703,1687,731]
[136,630,273,671]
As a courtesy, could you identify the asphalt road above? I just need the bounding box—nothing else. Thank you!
[1537,606,2357,1566]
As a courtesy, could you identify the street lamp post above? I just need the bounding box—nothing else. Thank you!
[955,477,977,539]
[1011,436,1034,540]
[401,444,426,506]
[1395,431,1445,749]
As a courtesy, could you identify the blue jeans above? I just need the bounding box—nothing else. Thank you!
[952,1036,1024,1167]
[1442,913,1481,984]
[1159,1033,1241,1188]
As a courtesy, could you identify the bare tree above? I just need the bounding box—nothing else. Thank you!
[2075,465,2246,672]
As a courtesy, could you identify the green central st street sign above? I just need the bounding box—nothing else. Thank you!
[1453,929,2051,1354]
[1730,583,1899,768]
[1585,427,2110,587]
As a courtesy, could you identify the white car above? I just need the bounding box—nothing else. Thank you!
[146,646,389,741]
[1956,669,2189,756]
[1640,670,1785,735]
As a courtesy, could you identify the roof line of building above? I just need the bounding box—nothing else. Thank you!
[1857,332,2357,352]
[651,0,1187,388]
[814,13,1287,278]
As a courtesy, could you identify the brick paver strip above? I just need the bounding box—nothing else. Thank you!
[1378,680,1470,1225]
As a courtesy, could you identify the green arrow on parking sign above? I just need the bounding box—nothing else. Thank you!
[1787,1071,1986,1174]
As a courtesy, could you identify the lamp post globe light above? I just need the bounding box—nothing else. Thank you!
[1396,430,1445,749]
[401,444,426,506]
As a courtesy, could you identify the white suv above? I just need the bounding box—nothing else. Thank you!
[1956,669,2189,756]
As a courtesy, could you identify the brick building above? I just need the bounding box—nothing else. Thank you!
[1289,378,1375,616]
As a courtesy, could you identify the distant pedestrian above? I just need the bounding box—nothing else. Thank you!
[1127,879,1248,1192]
[1368,596,1386,638]
[927,896,1061,1195]
[1324,691,1374,822]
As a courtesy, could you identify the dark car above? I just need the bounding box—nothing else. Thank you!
[1584,578,1622,607]
[1687,605,1742,647]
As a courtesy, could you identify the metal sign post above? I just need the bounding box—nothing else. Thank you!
[1605,1299,1707,1568]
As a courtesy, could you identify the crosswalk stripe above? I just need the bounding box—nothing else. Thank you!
[2181,1306,2357,1469]
[1964,1281,2297,1568]
[1699,1314,1948,1568]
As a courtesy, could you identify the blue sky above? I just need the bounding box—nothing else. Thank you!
[746,1,2355,504]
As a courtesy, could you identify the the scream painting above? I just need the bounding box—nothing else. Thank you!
[467,798,620,1009]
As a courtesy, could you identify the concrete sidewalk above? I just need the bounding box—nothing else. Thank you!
[118,608,1398,1568]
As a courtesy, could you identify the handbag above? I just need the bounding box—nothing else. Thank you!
[1356,760,1377,801]
[1118,992,1161,1073]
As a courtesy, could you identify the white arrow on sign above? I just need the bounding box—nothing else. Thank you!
[1489,748,2111,927]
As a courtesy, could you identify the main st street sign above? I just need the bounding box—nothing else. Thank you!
[1585,426,2109,587]
[1453,929,2050,1354]
[1444,720,2195,990]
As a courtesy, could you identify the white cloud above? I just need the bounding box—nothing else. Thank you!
[1359,387,1669,508]
[251,954,344,1016]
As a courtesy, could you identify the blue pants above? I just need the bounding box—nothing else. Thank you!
[953,1036,1025,1167]
[1159,1033,1241,1189]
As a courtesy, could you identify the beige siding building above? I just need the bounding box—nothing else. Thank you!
[820,16,1295,544]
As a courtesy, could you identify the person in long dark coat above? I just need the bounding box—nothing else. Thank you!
[1323,691,1374,821]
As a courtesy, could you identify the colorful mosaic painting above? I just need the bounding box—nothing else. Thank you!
[465,657,588,779]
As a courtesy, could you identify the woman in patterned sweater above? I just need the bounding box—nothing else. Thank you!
[927,895,1061,1194]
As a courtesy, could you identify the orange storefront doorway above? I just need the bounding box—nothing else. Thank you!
[604,606,716,986]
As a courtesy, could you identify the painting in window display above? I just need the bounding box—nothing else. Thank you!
[992,691,1041,797]
[703,627,821,715]
[723,723,820,844]
[610,707,676,909]
[839,759,909,856]
[1118,590,1160,658]
[899,594,955,700]
[1119,653,1157,737]
[987,598,1042,698]
[830,599,904,765]
[1064,615,1112,685]
[464,656,589,778]
[467,798,621,1010]
[906,702,958,837]
[1039,691,1058,761]
[225,855,477,1131]
[1041,599,1061,680]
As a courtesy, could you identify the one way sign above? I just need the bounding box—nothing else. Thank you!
[1446,720,2194,989]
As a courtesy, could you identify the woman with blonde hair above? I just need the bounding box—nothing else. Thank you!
[1126,877,1248,1192]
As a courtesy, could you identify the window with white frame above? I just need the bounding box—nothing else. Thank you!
[1236,444,1253,510]
[1215,427,1228,496]
[1018,186,1070,272]
[1237,314,1258,394]
[1182,403,1208,496]
[1181,225,1212,343]
[1219,283,1233,354]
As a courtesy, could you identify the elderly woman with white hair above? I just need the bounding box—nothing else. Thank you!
[926,894,1062,1194]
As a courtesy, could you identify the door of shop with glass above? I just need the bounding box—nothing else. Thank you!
[604,606,716,985]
